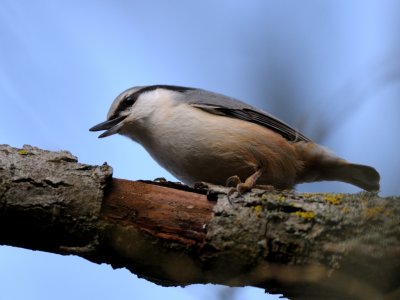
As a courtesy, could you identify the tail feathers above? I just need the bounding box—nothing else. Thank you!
[294,142,380,191]
[340,163,380,191]
[319,163,380,192]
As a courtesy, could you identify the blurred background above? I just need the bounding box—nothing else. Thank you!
[1,1,399,299]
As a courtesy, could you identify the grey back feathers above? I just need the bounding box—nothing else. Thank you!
[112,85,311,143]
[182,88,311,142]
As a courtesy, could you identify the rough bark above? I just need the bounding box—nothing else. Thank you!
[0,144,399,300]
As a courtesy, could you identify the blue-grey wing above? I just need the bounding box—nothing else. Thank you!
[183,89,311,142]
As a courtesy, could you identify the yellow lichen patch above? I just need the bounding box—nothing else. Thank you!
[253,205,263,215]
[17,149,29,155]
[364,206,385,219]
[261,193,286,202]
[300,193,315,199]
[292,211,315,219]
[341,206,349,213]
[323,193,343,205]
[278,194,286,201]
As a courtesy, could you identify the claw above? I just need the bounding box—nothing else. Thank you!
[226,175,242,187]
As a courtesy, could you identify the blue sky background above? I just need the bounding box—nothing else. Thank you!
[1,1,399,299]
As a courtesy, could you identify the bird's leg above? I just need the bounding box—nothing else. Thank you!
[237,168,263,194]
[226,168,263,196]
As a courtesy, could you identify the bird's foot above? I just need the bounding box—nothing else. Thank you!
[226,169,263,197]
[226,175,241,187]
[153,177,167,183]
[254,184,276,192]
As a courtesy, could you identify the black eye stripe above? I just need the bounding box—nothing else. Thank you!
[112,94,139,117]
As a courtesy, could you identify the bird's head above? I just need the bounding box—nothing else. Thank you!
[89,85,194,138]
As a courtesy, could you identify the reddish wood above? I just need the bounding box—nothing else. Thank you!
[101,179,214,246]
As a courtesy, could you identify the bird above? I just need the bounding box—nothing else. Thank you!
[90,85,380,194]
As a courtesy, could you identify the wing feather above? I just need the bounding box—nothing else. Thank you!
[184,89,310,142]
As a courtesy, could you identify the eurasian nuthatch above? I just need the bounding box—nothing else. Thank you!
[90,85,380,193]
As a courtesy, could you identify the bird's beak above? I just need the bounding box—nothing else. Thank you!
[89,115,127,138]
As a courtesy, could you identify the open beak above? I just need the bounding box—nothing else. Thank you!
[89,115,127,138]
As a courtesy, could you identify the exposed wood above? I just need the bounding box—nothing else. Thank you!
[0,144,399,300]
[102,179,213,245]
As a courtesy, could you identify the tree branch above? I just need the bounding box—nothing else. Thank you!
[0,144,399,300]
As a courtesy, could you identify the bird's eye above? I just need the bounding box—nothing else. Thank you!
[124,96,136,106]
